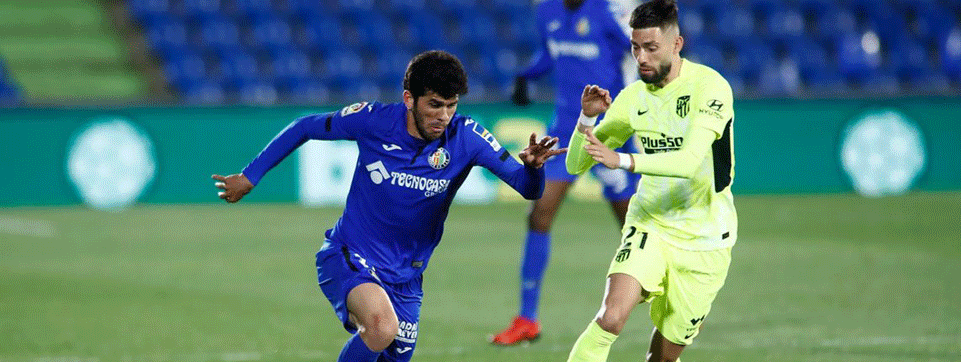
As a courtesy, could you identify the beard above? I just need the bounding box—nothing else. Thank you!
[638,62,672,85]
[412,109,442,141]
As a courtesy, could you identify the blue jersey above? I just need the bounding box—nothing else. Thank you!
[521,0,631,144]
[242,102,545,283]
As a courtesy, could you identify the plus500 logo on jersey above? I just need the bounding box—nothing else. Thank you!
[366,161,451,197]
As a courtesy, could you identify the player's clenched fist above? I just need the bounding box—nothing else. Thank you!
[212,173,253,203]
[580,84,612,117]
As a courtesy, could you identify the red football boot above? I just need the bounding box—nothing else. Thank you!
[490,316,541,345]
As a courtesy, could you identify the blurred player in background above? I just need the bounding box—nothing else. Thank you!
[212,51,565,362]
[565,1,737,361]
[493,0,642,345]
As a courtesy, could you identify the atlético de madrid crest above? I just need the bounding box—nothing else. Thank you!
[428,147,450,169]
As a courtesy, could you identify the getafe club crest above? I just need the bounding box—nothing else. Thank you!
[676,95,690,118]
[576,17,590,36]
[428,147,450,169]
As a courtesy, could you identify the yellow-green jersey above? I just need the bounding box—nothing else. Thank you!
[567,59,736,251]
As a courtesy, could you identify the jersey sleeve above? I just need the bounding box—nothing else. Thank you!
[241,101,378,185]
[566,85,636,174]
[690,73,735,137]
[519,5,554,79]
[468,119,545,200]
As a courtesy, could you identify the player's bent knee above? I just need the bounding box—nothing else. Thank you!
[595,307,630,335]
[359,314,399,351]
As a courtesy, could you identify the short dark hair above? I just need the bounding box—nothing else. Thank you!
[630,0,679,30]
[403,50,469,100]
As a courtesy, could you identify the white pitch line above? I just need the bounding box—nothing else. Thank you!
[0,215,56,238]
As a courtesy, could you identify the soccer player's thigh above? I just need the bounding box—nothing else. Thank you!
[606,223,668,301]
[649,244,733,346]
[316,240,384,333]
[378,277,424,362]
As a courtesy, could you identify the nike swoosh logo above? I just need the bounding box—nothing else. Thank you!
[383,144,402,151]
[637,110,648,115]
[396,347,413,354]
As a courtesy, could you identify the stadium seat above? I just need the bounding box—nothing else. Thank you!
[889,38,931,80]
[836,33,883,82]
[250,16,295,56]
[374,48,413,84]
[237,79,279,104]
[230,0,275,21]
[765,7,805,48]
[504,13,539,53]
[182,0,224,23]
[301,16,347,55]
[731,39,777,82]
[145,17,191,61]
[182,80,226,104]
[351,13,395,49]
[748,0,780,20]
[388,0,426,17]
[130,0,172,27]
[715,7,755,40]
[786,38,831,83]
[323,50,365,87]
[197,16,244,55]
[163,52,208,92]
[679,8,706,39]
[284,0,323,20]
[216,51,260,89]
[336,0,375,16]
[911,7,957,45]
[408,13,451,50]
[802,69,849,95]
[682,39,725,72]
[757,60,801,96]
[812,6,857,44]
[270,51,313,90]
[856,69,901,96]
[940,28,961,81]
[901,69,952,94]
[459,13,500,50]
[287,79,332,104]
[437,0,478,19]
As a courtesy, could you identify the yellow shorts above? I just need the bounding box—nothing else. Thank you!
[607,224,732,346]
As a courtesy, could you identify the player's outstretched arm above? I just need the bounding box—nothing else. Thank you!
[212,173,253,203]
[518,133,567,168]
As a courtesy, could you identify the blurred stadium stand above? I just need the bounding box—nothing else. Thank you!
[2,0,960,104]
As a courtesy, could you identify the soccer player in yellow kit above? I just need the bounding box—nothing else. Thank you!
[565,1,736,361]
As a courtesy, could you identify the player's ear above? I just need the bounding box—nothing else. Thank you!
[675,35,684,55]
[403,90,414,111]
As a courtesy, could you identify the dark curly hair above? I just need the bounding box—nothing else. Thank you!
[403,50,469,100]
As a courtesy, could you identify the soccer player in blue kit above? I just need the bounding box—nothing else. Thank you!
[493,0,642,345]
[212,51,565,362]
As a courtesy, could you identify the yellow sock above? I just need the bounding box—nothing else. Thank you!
[567,321,618,362]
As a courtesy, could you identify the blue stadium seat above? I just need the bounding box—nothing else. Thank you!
[145,17,191,61]
[438,0,478,19]
[374,48,413,85]
[856,69,901,96]
[284,0,323,20]
[270,51,313,90]
[130,0,171,26]
[912,7,957,45]
[459,13,499,50]
[682,39,725,71]
[802,69,849,95]
[860,8,908,45]
[163,52,208,92]
[748,0,780,20]
[731,39,776,82]
[408,13,450,50]
[899,68,950,93]
[757,60,801,96]
[679,8,706,39]
[504,12,538,52]
[250,16,294,56]
[288,80,332,104]
[351,13,395,49]
[388,0,426,17]
[182,80,226,104]
[230,0,275,21]
[182,0,224,23]
[798,0,834,18]
[765,7,805,47]
[217,51,260,89]
[812,6,857,44]
[489,0,531,18]
[940,28,961,81]
[338,79,382,101]
[323,50,365,86]
[237,79,279,104]
[889,39,931,80]
[715,7,755,40]
[786,38,831,83]
[835,34,883,82]
[336,0,375,16]
[302,16,346,55]
[198,16,244,57]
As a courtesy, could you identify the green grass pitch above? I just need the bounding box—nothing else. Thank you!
[2,193,959,361]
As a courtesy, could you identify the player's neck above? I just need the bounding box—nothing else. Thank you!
[654,58,683,88]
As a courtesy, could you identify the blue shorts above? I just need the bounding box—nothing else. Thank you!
[316,240,423,362]
[544,128,641,201]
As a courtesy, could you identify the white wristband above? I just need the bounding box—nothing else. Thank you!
[578,111,597,127]
[618,153,633,171]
